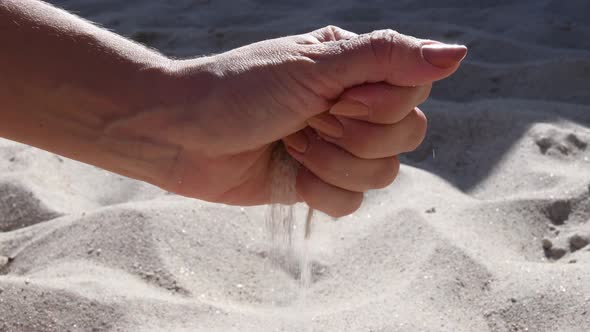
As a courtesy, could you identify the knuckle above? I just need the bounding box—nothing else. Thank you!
[347,138,374,159]
[297,168,363,218]
[339,121,377,159]
[369,29,400,64]
[419,84,433,104]
[372,157,400,189]
[319,25,338,38]
[311,25,346,43]
[370,29,400,40]
[323,25,341,32]
[406,109,428,151]
[330,193,364,218]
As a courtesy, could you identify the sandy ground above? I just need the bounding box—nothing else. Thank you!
[2,0,590,331]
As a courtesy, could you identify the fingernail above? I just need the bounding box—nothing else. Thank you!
[286,146,305,163]
[282,132,308,153]
[330,100,370,117]
[307,114,344,139]
[421,44,468,69]
[315,130,336,143]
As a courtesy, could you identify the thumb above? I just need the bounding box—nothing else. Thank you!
[303,28,467,89]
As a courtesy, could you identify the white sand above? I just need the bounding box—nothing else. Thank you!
[2,0,590,331]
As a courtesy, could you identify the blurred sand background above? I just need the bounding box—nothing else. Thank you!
[1,0,590,331]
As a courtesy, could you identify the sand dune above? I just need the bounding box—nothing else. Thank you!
[2,0,590,331]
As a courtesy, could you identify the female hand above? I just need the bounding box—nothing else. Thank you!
[113,26,467,216]
[0,1,465,217]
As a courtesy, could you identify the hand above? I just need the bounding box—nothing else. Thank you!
[114,26,467,216]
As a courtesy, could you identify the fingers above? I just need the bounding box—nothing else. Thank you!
[283,130,400,192]
[309,108,427,159]
[295,167,364,218]
[302,27,467,90]
[329,83,431,124]
[281,98,425,218]
[283,127,401,217]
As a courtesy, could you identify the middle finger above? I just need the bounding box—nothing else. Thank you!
[312,107,428,159]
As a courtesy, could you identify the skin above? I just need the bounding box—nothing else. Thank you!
[0,0,467,217]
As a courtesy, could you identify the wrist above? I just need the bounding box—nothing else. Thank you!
[106,56,220,143]
[94,57,180,186]
[98,57,217,189]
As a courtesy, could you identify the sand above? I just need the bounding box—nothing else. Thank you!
[2,0,590,331]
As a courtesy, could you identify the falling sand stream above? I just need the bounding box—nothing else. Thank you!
[266,143,315,329]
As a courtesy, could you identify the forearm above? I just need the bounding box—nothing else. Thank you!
[0,0,179,185]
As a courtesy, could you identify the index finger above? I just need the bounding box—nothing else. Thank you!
[329,82,432,124]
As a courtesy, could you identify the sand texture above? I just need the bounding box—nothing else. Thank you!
[2,0,590,331]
